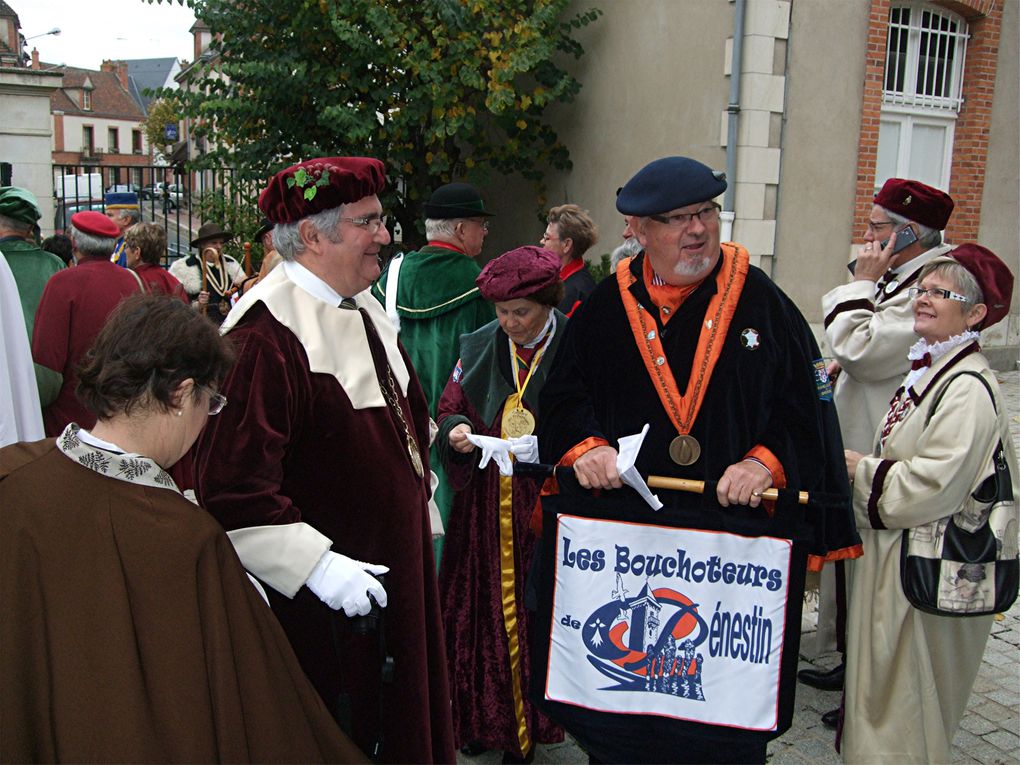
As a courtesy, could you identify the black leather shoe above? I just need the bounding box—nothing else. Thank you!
[460,742,488,757]
[797,663,844,691]
[821,707,840,729]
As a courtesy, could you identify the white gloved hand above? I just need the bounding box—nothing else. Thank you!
[508,435,539,464]
[466,433,514,476]
[305,550,389,616]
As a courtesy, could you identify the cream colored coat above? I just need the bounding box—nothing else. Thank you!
[822,245,951,452]
[842,345,1019,764]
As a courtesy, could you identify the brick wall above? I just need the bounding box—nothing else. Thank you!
[853,0,1002,242]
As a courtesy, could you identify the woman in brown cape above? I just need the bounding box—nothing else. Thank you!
[0,294,364,763]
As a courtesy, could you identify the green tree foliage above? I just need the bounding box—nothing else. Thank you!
[142,97,183,153]
[153,0,601,246]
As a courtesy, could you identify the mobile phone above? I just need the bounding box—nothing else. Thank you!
[881,226,918,254]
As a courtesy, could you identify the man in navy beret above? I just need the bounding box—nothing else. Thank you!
[537,156,861,764]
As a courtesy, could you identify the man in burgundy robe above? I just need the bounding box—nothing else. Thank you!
[31,211,142,435]
[193,157,455,764]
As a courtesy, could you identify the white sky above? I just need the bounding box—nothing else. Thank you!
[14,0,197,70]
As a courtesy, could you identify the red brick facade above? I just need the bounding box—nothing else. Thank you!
[853,0,1002,243]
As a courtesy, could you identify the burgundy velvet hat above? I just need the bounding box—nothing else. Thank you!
[476,246,561,302]
[874,178,954,230]
[948,243,1014,329]
[259,157,386,224]
[71,210,120,239]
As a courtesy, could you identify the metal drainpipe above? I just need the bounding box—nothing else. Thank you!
[721,0,746,244]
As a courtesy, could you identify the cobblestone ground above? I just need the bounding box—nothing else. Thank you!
[458,371,1020,765]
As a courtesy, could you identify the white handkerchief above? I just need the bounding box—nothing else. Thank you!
[616,424,663,511]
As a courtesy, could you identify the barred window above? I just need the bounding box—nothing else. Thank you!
[883,3,968,112]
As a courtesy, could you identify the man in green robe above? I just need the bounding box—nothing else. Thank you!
[372,183,496,564]
[0,186,65,340]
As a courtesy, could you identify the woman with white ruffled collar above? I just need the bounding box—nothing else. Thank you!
[840,244,1018,764]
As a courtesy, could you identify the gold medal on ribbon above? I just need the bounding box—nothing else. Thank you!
[502,407,536,438]
[669,434,701,466]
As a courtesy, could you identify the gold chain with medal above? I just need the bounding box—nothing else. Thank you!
[502,314,556,438]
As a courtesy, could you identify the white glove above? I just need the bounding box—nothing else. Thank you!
[305,550,389,616]
[508,435,539,464]
[466,433,514,476]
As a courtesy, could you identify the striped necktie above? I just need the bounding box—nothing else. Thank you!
[339,297,357,310]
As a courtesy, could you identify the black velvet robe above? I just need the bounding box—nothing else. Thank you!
[534,251,859,763]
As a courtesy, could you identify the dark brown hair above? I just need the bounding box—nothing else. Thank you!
[527,281,566,308]
[77,294,234,419]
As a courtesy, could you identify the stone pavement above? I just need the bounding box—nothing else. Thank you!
[459,370,1020,765]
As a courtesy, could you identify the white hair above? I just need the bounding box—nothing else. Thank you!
[424,217,458,240]
[70,224,118,258]
[273,206,345,261]
[880,205,942,249]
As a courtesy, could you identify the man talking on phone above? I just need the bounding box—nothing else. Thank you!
[809,177,954,728]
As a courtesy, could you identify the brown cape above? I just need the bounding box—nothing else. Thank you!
[1,438,366,763]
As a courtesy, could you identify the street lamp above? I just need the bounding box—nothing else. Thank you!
[25,27,61,41]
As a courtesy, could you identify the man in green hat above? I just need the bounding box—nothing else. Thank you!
[0,186,65,340]
[372,182,496,564]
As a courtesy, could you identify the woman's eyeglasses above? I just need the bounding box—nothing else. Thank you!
[202,388,228,415]
[907,286,970,304]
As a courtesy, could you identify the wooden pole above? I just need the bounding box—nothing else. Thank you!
[646,475,809,505]
[243,241,252,276]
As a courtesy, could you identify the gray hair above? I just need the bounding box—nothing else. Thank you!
[70,224,118,258]
[0,213,32,236]
[880,206,942,249]
[918,260,984,305]
[610,237,643,272]
[273,205,344,261]
[113,208,141,226]
[424,217,458,240]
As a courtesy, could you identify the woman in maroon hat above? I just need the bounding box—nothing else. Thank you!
[841,244,1018,764]
[435,246,567,763]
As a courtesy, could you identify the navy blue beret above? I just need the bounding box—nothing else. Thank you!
[616,156,727,216]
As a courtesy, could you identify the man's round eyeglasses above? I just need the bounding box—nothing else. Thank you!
[648,204,720,228]
[203,388,228,415]
[340,214,387,233]
[908,286,970,304]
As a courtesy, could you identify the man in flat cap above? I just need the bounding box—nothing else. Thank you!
[192,157,455,764]
[807,177,955,722]
[371,181,495,563]
[31,211,143,436]
[105,191,141,267]
[0,186,65,340]
[536,156,861,764]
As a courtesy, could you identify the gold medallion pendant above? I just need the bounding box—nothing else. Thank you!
[407,435,425,478]
[669,434,701,466]
[502,407,536,438]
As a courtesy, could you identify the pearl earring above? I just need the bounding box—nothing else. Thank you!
[176,410,183,417]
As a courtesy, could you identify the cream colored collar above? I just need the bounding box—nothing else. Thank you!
[222,261,410,409]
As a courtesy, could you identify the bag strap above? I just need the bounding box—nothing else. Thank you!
[924,370,996,427]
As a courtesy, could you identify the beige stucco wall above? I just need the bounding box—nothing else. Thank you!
[484,0,733,261]
[772,1,871,324]
[977,0,1019,361]
[0,68,62,237]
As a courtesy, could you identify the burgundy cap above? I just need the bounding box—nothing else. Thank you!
[949,244,1014,329]
[476,246,561,302]
[71,210,120,239]
[874,178,954,230]
[259,157,386,224]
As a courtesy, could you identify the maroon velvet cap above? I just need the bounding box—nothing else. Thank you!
[476,246,561,302]
[874,178,954,230]
[71,210,120,239]
[949,244,1014,329]
[259,157,386,224]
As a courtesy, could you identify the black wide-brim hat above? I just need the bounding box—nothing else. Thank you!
[253,217,274,242]
[423,182,494,219]
[191,222,235,248]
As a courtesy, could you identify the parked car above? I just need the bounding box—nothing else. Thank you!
[141,182,185,210]
[54,200,106,235]
[105,183,140,196]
